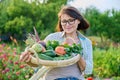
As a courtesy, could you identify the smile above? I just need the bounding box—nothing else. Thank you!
[66,27,72,29]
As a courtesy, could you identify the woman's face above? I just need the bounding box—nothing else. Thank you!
[60,14,80,34]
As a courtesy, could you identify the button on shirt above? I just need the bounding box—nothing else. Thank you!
[43,31,93,80]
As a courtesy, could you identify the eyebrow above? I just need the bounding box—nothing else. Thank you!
[61,18,75,21]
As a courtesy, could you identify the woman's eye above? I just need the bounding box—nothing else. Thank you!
[69,19,74,22]
[61,20,67,23]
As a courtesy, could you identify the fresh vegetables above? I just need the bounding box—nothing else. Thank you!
[31,43,43,52]
[38,54,53,60]
[36,40,82,60]
[25,34,36,46]
[53,54,72,61]
[38,41,46,48]
[25,34,82,61]
[46,40,59,50]
[41,50,56,57]
[55,46,66,55]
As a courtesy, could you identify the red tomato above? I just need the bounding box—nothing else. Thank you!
[87,77,93,80]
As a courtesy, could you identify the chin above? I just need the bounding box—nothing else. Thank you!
[65,30,73,34]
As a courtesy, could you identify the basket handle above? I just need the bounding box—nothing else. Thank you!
[28,48,40,64]
[29,66,52,80]
[25,46,40,64]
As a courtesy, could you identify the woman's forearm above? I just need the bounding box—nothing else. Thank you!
[78,57,86,72]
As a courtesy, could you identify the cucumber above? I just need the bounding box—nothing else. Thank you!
[42,50,56,57]
[38,54,53,60]
[53,55,72,61]
[53,56,65,60]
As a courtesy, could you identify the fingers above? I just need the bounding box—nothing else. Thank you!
[22,53,29,62]
[20,51,31,62]
[26,55,32,62]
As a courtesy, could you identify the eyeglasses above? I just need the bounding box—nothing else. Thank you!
[61,19,76,26]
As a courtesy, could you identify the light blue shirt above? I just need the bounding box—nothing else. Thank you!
[44,31,93,80]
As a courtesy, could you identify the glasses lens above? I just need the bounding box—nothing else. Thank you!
[61,19,76,26]
[61,20,67,26]
[69,19,76,25]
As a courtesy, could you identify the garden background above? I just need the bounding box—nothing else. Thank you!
[0,0,120,80]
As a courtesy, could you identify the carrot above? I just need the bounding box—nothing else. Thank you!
[55,46,66,55]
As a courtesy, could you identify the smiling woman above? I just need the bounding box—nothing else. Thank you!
[20,5,93,80]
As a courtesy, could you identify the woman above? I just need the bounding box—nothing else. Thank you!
[20,6,93,80]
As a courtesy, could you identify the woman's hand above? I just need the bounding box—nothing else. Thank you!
[19,51,39,67]
[78,57,86,72]
[19,51,32,62]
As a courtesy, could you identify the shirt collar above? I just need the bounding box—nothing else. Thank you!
[61,31,65,38]
[61,31,86,40]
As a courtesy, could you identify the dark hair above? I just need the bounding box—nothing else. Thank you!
[56,6,90,31]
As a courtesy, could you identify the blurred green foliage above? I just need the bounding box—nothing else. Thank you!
[0,0,120,42]
[84,7,120,42]
[93,46,120,78]
[0,0,67,40]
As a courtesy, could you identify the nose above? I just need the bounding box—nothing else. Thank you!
[66,22,70,26]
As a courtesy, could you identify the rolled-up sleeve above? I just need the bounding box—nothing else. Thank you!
[83,39,93,74]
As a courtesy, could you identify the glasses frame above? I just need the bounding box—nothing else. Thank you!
[61,18,76,26]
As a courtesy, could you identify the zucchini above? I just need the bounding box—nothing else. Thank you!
[53,55,72,61]
[38,54,53,60]
[42,50,56,57]
[53,56,65,60]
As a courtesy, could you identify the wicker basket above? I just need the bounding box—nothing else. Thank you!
[29,48,81,80]
[29,48,81,67]
[39,54,80,67]
[30,55,80,80]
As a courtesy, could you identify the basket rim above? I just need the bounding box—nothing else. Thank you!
[38,54,81,67]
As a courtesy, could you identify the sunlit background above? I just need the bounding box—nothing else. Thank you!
[0,0,120,80]
[68,0,120,12]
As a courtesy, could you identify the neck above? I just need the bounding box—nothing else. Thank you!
[65,31,78,39]
[65,31,80,43]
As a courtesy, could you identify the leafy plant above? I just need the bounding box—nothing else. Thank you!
[93,46,120,78]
